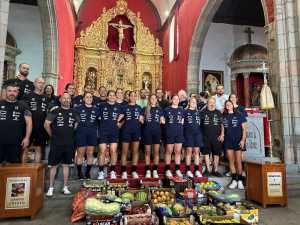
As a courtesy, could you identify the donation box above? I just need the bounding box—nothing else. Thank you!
[0,163,45,219]
[246,161,287,208]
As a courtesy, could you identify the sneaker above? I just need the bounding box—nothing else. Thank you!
[212,171,223,177]
[46,187,54,197]
[165,170,173,178]
[110,170,117,179]
[121,171,128,179]
[237,180,245,190]
[175,170,183,178]
[145,170,151,178]
[195,170,203,178]
[97,171,105,180]
[225,171,231,177]
[153,170,159,178]
[62,186,71,195]
[228,180,238,189]
[203,170,211,177]
[186,170,194,178]
[132,171,139,179]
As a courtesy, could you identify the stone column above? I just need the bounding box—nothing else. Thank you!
[0,0,10,88]
[231,73,237,94]
[37,0,59,93]
[243,73,250,107]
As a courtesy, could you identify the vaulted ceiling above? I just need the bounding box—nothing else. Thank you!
[72,0,177,25]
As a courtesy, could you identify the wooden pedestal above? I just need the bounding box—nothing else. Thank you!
[0,163,45,219]
[246,161,287,208]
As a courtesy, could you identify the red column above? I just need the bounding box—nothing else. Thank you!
[243,73,250,107]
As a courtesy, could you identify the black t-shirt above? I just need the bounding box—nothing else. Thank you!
[200,108,223,137]
[3,78,34,99]
[22,92,48,128]
[158,99,169,109]
[0,100,31,144]
[46,107,80,146]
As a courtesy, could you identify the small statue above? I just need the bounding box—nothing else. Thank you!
[143,79,151,91]
[85,69,97,92]
[109,20,132,51]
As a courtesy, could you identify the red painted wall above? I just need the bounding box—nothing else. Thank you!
[77,0,160,38]
[162,0,206,93]
[54,0,76,94]
[265,0,274,22]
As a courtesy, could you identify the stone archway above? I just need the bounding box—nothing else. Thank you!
[187,0,271,93]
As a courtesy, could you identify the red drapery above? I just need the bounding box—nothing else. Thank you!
[107,15,135,52]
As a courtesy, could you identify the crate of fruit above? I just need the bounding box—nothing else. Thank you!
[82,180,107,192]
[123,214,158,225]
[200,215,240,224]
[141,178,161,188]
[150,188,176,208]
[169,177,188,193]
[86,214,122,225]
[119,189,150,204]
[164,216,193,225]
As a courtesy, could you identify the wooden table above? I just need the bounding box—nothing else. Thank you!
[0,163,45,219]
[246,161,287,208]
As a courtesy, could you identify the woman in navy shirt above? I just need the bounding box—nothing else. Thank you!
[223,100,247,190]
[121,91,144,179]
[229,94,248,118]
[183,97,203,178]
[164,95,184,178]
[74,92,99,179]
[143,94,165,178]
[98,90,124,180]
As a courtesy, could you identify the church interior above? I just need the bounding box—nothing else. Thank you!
[1,0,300,224]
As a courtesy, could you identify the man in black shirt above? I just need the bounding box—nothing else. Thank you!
[0,84,32,164]
[44,92,80,196]
[2,63,34,99]
[200,97,224,177]
[156,88,169,109]
[22,77,48,162]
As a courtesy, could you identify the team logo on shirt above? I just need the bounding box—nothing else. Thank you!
[1,106,5,109]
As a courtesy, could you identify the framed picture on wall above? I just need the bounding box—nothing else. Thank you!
[202,70,224,95]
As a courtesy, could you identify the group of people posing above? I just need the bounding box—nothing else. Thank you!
[0,63,247,197]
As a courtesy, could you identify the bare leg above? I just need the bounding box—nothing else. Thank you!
[33,146,42,163]
[165,144,174,165]
[98,144,107,167]
[145,145,151,166]
[76,147,86,165]
[49,166,57,187]
[121,143,129,166]
[213,155,220,172]
[204,155,211,172]
[185,147,193,166]
[132,141,140,166]
[153,144,160,165]
[62,165,69,187]
[110,143,118,166]
[174,143,182,165]
[227,150,236,174]
[86,147,94,165]
[194,147,200,167]
[235,151,243,175]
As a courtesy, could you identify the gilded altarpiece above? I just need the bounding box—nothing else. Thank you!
[74,0,163,94]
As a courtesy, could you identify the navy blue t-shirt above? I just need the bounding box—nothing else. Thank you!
[164,106,184,130]
[74,104,99,129]
[235,105,248,119]
[122,104,143,129]
[183,109,201,134]
[98,102,123,131]
[143,106,164,130]
[179,100,188,109]
[223,112,247,143]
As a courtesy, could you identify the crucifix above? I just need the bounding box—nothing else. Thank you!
[109,20,132,51]
[244,27,254,44]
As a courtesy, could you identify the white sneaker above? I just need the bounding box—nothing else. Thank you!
[145,170,151,178]
[132,171,139,179]
[46,187,54,197]
[195,170,203,178]
[186,170,194,178]
[121,171,128,179]
[97,171,105,180]
[237,180,245,190]
[225,171,231,177]
[176,170,183,178]
[153,170,159,178]
[62,186,71,195]
[166,170,173,178]
[110,170,117,179]
[228,180,238,189]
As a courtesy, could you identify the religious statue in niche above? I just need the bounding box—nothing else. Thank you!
[107,15,135,52]
[251,84,262,107]
[142,72,152,91]
[202,70,224,95]
[85,67,97,92]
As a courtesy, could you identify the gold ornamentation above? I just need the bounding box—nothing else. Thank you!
[74,0,163,94]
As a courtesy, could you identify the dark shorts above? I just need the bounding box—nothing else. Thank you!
[143,128,161,145]
[202,136,223,156]
[184,132,203,148]
[224,138,243,151]
[48,144,74,166]
[0,144,21,163]
[121,127,141,143]
[75,127,98,147]
[30,126,48,146]
[165,128,184,144]
[98,129,119,144]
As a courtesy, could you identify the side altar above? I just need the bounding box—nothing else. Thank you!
[74,0,163,94]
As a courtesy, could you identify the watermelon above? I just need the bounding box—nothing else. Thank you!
[135,191,148,201]
[121,192,135,201]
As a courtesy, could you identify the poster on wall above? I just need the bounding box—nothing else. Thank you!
[5,177,31,209]
[202,70,224,95]
[244,112,266,159]
[267,172,283,197]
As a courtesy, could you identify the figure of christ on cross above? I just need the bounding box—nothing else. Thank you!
[109,20,132,51]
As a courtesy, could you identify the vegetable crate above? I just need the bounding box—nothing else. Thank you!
[86,214,121,225]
